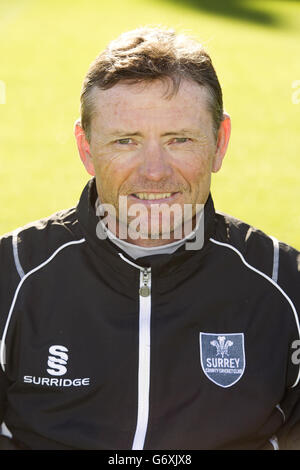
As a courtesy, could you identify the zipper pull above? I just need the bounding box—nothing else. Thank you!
[139,268,151,297]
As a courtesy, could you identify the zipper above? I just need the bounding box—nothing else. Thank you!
[118,254,152,450]
[139,268,151,297]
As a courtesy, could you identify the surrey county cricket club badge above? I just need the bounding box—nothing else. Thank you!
[199,333,245,388]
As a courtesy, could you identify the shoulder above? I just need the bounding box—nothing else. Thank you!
[213,210,300,305]
[0,206,84,278]
[213,211,275,277]
[0,207,86,341]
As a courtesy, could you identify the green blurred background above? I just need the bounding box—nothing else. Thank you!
[1,0,299,248]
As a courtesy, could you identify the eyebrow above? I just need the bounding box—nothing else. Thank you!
[108,131,142,138]
[161,129,199,137]
[108,129,200,138]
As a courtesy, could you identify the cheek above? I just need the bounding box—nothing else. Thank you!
[92,150,139,194]
[172,149,213,186]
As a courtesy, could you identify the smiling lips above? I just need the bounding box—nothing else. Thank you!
[131,192,178,201]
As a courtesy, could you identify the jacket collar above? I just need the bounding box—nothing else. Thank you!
[76,178,217,276]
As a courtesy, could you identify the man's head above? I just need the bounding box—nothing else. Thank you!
[80,27,224,143]
[75,27,231,245]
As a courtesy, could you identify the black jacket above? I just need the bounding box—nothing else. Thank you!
[0,178,300,450]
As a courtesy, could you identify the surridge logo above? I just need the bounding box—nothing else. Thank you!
[23,344,91,387]
[47,345,68,376]
[200,332,245,388]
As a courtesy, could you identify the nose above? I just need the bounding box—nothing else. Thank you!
[138,141,173,181]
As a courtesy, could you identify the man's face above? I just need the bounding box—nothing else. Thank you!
[76,78,230,244]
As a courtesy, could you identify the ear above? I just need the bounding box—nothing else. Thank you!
[74,119,95,176]
[212,113,231,173]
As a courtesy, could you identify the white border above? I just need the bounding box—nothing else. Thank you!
[1,422,12,439]
[269,435,279,450]
[12,229,25,279]
[270,236,279,283]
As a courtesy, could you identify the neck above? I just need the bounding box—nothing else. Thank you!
[95,195,204,248]
[101,212,201,248]
[117,224,196,248]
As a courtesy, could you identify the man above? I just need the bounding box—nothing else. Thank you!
[0,27,300,450]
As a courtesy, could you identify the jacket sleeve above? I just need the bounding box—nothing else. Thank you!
[275,242,300,449]
[277,384,300,449]
[0,232,22,426]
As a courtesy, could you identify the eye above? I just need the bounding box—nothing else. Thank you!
[115,138,133,145]
[169,137,191,144]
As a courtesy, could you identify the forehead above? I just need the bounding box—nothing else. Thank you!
[89,78,213,134]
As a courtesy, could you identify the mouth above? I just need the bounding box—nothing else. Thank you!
[129,192,179,202]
